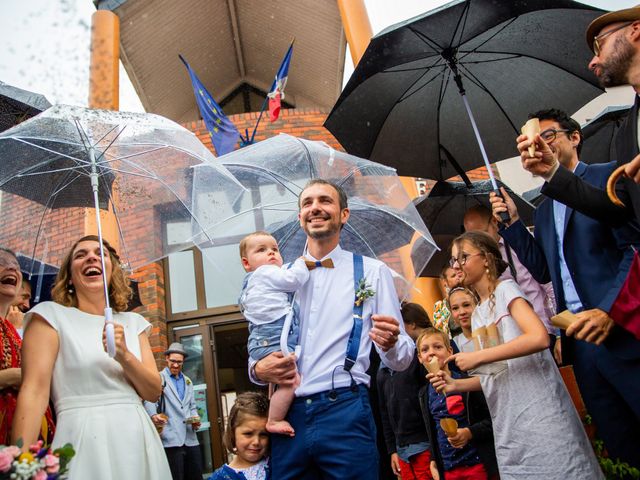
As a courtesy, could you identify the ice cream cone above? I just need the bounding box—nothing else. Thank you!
[425,356,440,375]
[521,118,540,157]
[551,310,578,330]
[440,418,458,437]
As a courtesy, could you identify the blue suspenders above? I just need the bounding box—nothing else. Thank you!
[344,254,364,372]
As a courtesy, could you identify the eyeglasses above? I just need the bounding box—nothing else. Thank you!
[168,359,184,365]
[539,128,571,143]
[449,253,484,268]
[593,22,632,56]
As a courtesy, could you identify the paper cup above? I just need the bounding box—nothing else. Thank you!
[472,326,488,351]
[440,418,459,437]
[521,118,540,156]
[486,322,500,348]
[551,310,578,330]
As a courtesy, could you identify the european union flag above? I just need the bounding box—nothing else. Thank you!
[179,55,239,156]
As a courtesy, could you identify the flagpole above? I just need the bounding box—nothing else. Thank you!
[248,39,294,145]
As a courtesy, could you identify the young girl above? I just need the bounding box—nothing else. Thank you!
[433,265,464,336]
[449,287,478,353]
[417,328,497,480]
[209,392,271,480]
[430,231,602,480]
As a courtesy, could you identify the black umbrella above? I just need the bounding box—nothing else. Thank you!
[522,185,544,207]
[325,0,604,184]
[580,104,632,165]
[0,81,51,132]
[411,179,534,276]
[415,179,535,236]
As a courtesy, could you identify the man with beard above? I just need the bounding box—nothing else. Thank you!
[491,108,640,470]
[250,179,414,479]
[519,6,640,226]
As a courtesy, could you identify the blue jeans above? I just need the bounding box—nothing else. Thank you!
[271,385,379,480]
[248,313,299,361]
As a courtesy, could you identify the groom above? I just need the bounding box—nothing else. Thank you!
[251,179,414,479]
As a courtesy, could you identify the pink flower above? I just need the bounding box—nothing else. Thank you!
[33,469,47,480]
[44,454,60,473]
[0,450,13,473]
[3,446,21,458]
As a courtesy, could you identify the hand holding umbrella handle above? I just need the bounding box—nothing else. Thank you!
[105,308,116,358]
[493,189,511,224]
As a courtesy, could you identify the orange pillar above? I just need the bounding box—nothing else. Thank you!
[86,9,120,247]
[89,10,120,110]
[336,0,373,66]
[336,1,443,317]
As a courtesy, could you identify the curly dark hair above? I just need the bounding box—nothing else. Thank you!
[222,391,269,454]
[528,108,583,155]
[51,235,132,312]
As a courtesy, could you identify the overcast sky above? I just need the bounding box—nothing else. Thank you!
[0,0,636,113]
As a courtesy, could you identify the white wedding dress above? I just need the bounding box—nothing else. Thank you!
[26,302,172,480]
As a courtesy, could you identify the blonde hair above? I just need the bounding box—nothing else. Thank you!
[51,235,132,312]
[239,231,275,259]
[416,327,452,352]
[223,391,269,453]
[447,286,479,306]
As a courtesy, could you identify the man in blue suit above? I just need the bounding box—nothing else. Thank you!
[490,108,640,470]
[144,343,203,480]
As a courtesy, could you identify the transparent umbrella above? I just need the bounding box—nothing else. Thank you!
[0,105,246,355]
[191,133,438,297]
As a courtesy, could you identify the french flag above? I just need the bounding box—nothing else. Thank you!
[268,41,294,122]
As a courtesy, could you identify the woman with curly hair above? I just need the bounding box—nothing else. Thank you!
[12,235,171,479]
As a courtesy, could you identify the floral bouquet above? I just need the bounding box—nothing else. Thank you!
[0,440,75,480]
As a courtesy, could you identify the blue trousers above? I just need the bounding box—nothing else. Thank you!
[572,340,640,469]
[271,385,379,480]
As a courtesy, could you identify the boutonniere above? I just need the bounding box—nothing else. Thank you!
[185,378,192,386]
[355,278,376,306]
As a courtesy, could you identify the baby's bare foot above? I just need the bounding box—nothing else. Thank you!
[267,419,295,437]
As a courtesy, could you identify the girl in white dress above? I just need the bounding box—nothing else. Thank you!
[12,235,171,480]
[430,231,602,480]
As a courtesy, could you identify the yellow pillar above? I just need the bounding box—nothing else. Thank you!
[86,9,120,247]
[336,0,373,66]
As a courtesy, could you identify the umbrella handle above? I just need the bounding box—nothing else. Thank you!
[493,189,511,225]
[105,308,117,358]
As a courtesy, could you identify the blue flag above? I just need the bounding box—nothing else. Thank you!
[180,55,239,156]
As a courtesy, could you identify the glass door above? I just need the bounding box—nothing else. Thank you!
[173,325,220,474]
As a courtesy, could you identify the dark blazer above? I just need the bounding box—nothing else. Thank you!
[500,161,640,361]
[418,384,497,479]
[377,353,429,455]
[541,95,640,226]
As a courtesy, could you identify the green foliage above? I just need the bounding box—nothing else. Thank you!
[593,439,640,480]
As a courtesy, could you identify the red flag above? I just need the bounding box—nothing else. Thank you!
[267,42,293,122]
[609,249,640,340]
[268,94,282,123]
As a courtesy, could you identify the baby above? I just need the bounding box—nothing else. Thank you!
[239,231,309,436]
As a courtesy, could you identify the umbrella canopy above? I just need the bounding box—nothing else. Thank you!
[0,105,245,274]
[192,133,438,292]
[580,104,632,165]
[324,0,604,182]
[0,105,245,355]
[415,179,535,236]
[0,81,51,132]
[412,179,534,277]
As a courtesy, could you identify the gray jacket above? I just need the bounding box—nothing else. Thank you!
[144,368,199,448]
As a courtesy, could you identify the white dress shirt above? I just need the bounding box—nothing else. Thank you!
[294,245,414,396]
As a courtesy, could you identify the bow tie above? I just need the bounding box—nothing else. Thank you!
[305,258,335,270]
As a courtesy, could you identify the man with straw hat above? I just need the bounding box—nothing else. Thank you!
[145,343,203,480]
